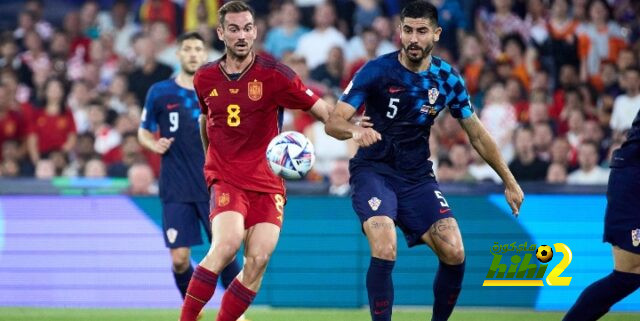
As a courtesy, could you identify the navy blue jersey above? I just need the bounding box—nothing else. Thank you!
[340,52,474,180]
[140,79,209,202]
[611,109,640,167]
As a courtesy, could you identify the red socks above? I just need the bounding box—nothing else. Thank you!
[216,279,257,321]
[180,266,218,321]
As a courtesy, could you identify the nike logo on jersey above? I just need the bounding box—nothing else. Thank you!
[209,88,218,96]
[388,86,405,94]
[440,208,451,214]
[166,103,179,110]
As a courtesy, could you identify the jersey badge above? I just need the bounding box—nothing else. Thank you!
[248,80,262,101]
[209,88,218,97]
[632,228,640,247]
[166,228,178,244]
[428,88,439,104]
[420,104,437,116]
[368,197,381,211]
[218,192,230,207]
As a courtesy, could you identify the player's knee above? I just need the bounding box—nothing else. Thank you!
[211,239,242,261]
[172,256,191,273]
[245,252,271,272]
[371,243,397,261]
[441,247,465,265]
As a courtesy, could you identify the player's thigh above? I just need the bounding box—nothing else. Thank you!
[350,169,398,226]
[613,246,640,274]
[244,222,281,265]
[245,191,286,229]
[363,216,398,260]
[395,180,457,248]
[162,202,204,248]
[604,166,640,256]
[422,218,465,264]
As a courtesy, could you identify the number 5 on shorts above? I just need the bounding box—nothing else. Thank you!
[434,191,449,207]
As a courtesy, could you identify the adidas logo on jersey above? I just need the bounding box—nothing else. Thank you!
[209,88,218,96]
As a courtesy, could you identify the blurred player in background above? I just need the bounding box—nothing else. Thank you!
[325,1,524,320]
[178,2,333,321]
[564,93,640,320]
[137,32,245,321]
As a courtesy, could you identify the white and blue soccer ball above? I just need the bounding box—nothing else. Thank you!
[266,131,315,180]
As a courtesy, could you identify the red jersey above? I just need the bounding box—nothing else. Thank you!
[194,54,319,194]
[0,110,27,159]
[29,108,77,154]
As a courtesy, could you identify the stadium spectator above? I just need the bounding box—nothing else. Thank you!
[34,158,55,179]
[546,162,568,184]
[328,158,350,196]
[264,1,309,60]
[310,46,345,93]
[476,0,529,60]
[567,140,610,184]
[127,34,173,105]
[509,126,550,181]
[610,67,640,136]
[107,132,144,178]
[447,143,475,182]
[22,0,53,41]
[96,0,138,57]
[533,122,555,161]
[127,162,156,195]
[295,2,346,69]
[468,149,502,183]
[26,77,76,165]
[480,82,517,161]
[428,0,467,60]
[84,157,107,178]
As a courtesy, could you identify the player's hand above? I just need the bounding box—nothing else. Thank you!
[351,127,381,147]
[504,183,524,217]
[352,115,373,128]
[155,137,175,154]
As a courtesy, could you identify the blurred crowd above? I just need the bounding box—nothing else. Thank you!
[0,0,639,195]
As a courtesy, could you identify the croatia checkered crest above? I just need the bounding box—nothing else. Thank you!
[266,131,316,180]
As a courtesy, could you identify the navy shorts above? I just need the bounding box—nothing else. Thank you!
[604,166,640,254]
[350,169,455,247]
[162,201,212,248]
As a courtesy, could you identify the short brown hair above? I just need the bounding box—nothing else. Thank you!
[218,1,255,27]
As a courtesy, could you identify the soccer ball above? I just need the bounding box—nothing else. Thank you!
[266,131,315,180]
[536,245,554,263]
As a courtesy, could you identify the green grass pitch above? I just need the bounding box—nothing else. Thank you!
[0,308,638,321]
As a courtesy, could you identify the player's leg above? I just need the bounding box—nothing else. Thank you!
[216,191,283,321]
[563,247,640,321]
[197,201,242,289]
[351,170,398,321]
[162,202,206,299]
[563,166,640,321]
[395,180,464,321]
[180,184,248,321]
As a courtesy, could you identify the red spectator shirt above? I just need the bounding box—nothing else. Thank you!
[30,108,77,154]
[194,53,319,194]
[0,110,27,159]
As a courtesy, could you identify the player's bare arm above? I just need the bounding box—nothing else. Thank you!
[308,98,331,123]
[137,127,174,154]
[325,101,381,147]
[459,114,524,216]
[198,114,208,153]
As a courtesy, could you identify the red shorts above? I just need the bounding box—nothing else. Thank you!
[209,181,285,229]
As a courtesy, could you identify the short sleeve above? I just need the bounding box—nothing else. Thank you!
[274,65,319,111]
[140,84,159,132]
[339,61,378,109]
[445,70,474,119]
[193,71,209,115]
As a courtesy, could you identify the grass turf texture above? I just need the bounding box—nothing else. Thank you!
[0,308,638,321]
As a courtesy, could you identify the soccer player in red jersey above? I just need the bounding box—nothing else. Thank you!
[179,2,333,321]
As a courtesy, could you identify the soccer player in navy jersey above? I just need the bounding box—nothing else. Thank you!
[137,32,245,321]
[564,100,640,320]
[325,1,524,320]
